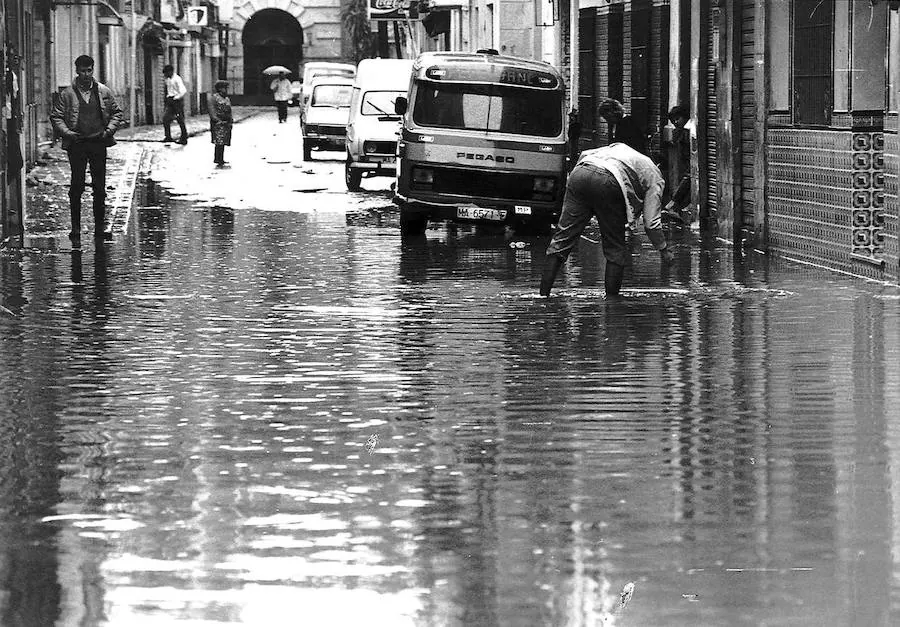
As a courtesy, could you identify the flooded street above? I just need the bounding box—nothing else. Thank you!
[2,114,900,626]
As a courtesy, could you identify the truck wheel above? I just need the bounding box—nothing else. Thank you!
[303,142,312,161]
[399,207,428,237]
[345,158,362,191]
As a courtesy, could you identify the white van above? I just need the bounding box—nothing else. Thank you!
[344,58,414,191]
[301,76,354,161]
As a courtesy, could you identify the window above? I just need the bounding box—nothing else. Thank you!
[311,85,352,107]
[361,91,404,116]
[412,83,563,137]
[578,9,595,134]
[793,0,833,125]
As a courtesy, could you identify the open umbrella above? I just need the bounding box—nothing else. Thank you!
[262,65,291,76]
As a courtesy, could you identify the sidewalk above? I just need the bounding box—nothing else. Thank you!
[23,106,262,248]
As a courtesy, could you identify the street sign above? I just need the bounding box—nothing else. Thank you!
[368,0,405,21]
[536,0,555,27]
[186,6,209,27]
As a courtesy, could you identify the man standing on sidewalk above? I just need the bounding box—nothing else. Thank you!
[50,54,124,245]
[162,65,188,144]
[270,72,292,123]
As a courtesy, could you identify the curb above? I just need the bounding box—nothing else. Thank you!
[109,143,147,235]
[114,108,264,143]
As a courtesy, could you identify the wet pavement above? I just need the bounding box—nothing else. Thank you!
[2,113,900,626]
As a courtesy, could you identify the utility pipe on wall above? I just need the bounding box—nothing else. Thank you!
[130,9,136,135]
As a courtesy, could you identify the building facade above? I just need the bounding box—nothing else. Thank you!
[567,0,900,284]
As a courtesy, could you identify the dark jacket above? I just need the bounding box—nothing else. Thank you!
[614,115,648,154]
[50,79,124,150]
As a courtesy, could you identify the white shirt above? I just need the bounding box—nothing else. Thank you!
[165,74,187,100]
[577,143,666,233]
[270,78,292,101]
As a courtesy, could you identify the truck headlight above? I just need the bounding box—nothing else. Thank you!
[412,167,434,185]
[533,176,556,193]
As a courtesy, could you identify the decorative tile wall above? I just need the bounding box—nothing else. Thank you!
[766,129,854,270]
[766,127,896,281]
[884,115,899,283]
[850,132,885,258]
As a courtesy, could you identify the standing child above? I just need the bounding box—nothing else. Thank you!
[209,80,233,167]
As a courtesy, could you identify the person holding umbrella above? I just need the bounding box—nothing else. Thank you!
[268,69,292,123]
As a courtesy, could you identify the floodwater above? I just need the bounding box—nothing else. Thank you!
[2,182,900,626]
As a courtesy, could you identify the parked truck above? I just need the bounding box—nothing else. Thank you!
[393,50,568,236]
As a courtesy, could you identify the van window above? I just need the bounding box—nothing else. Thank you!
[412,82,562,137]
[310,69,355,83]
[361,91,405,116]
[312,85,353,107]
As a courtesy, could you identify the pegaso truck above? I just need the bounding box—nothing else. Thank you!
[393,50,567,236]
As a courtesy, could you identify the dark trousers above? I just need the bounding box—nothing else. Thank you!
[546,163,628,266]
[163,98,187,140]
[214,145,225,164]
[66,141,108,234]
[276,101,288,122]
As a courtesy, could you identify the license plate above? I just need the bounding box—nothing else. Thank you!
[457,206,507,221]
[515,205,532,215]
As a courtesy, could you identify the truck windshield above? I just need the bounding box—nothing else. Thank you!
[412,82,562,137]
[362,91,405,116]
[312,85,352,107]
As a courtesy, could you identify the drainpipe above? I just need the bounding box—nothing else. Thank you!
[569,0,578,109]
[130,9,136,136]
[493,0,500,52]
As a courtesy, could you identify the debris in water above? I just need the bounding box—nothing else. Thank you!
[365,434,379,454]
[617,581,635,612]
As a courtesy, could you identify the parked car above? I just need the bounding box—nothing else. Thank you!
[300,62,356,108]
[345,58,414,191]
[289,80,303,106]
[301,76,354,161]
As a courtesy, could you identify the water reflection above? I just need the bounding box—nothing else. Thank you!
[1,204,899,625]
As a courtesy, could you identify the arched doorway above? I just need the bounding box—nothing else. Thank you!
[242,9,303,98]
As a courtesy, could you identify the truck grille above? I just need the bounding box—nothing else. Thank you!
[308,124,346,136]
[427,167,551,202]
[364,140,396,156]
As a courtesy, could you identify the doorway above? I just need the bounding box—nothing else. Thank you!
[242,9,303,98]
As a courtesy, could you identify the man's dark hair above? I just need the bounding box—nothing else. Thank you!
[597,98,625,122]
[163,64,174,73]
[75,55,94,69]
[668,104,689,123]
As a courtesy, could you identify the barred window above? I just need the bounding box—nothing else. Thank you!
[792,0,833,125]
